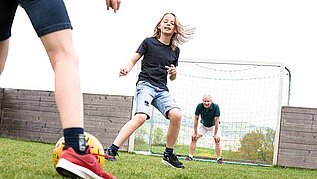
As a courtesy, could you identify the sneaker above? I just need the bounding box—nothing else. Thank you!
[104,148,118,161]
[162,154,185,169]
[56,147,116,179]
[185,156,193,161]
[217,158,224,164]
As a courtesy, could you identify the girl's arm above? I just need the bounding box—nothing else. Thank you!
[119,52,142,77]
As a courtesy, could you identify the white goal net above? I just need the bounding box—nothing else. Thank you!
[133,59,290,165]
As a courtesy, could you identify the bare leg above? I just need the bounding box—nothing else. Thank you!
[113,113,147,147]
[166,108,182,148]
[40,29,83,128]
[215,139,222,158]
[0,39,9,75]
[188,135,201,156]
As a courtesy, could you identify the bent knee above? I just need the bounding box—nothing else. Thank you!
[167,108,182,121]
[134,113,147,124]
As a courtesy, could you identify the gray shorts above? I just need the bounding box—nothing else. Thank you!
[135,81,179,119]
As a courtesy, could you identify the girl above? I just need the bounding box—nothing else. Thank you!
[105,12,195,169]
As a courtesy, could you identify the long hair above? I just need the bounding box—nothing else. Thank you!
[153,13,195,50]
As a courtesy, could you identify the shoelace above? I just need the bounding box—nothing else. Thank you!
[170,154,182,164]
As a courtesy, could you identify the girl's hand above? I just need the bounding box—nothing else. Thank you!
[165,64,177,75]
[119,67,129,77]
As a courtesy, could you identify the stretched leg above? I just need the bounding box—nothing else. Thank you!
[0,39,9,75]
[40,29,83,128]
[113,113,147,147]
[105,113,147,161]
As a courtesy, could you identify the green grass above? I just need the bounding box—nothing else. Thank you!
[1,137,316,179]
[135,143,260,164]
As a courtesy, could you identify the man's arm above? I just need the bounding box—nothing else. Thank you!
[214,117,219,135]
[193,115,199,133]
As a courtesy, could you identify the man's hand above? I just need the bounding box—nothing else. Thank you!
[213,134,220,143]
[106,0,121,13]
[191,132,198,141]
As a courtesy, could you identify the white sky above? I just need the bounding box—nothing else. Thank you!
[1,0,317,108]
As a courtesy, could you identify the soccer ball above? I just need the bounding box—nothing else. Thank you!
[52,132,105,167]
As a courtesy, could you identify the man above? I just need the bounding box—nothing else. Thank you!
[185,94,223,164]
[1,0,121,178]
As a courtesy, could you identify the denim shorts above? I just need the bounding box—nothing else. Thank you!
[135,81,179,119]
[0,0,72,41]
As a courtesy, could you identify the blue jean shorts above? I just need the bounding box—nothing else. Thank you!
[135,81,179,119]
[0,0,72,41]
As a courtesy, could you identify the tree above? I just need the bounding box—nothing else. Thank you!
[152,127,165,146]
[238,129,275,163]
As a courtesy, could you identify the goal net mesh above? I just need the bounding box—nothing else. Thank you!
[133,59,290,165]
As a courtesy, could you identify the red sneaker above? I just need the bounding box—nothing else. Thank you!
[56,147,116,179]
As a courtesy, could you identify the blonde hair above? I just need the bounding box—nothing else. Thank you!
[153,12,195,50]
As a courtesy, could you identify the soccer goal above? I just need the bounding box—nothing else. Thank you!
[132,59,291,165]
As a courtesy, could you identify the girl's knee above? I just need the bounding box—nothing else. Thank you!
[167,108,182,121]
[134,113,147,124]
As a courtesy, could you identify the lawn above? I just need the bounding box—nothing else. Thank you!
[0,137,316,179]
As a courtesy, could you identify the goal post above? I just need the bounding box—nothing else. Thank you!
[132,58,290,165]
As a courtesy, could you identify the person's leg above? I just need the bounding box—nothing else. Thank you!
[20,0,115,177]
[188,134,202,157]
[153,90,184,168]
[211,126,223,164]
[165,108,182,149]
[105,113,147,160]
[161,107,184,168]
[0,0,19,75]
[0,39,9,75]
[40,29,83,128]
[40,25,115,179]
[215,139,222,159]
[113,113,147,147]
[106,81,153,161]
[187,123,206,160]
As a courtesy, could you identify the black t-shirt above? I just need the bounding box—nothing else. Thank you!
[136,37,180,91]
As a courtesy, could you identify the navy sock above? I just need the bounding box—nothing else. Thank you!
[109,144,119,152]
[164,147,174,156]
[63,127,86,155]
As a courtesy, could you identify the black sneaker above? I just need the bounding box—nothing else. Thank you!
[104,148,118,161]
[162,154,185,169]
[217,158,223,164]
[185,156,193,161]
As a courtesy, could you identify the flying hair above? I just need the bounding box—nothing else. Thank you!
[153,12,196,50]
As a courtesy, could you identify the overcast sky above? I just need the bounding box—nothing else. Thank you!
[1,0,316,108]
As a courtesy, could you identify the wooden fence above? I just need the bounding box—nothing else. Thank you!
[277,106,317,169]
[0,88,133,151]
